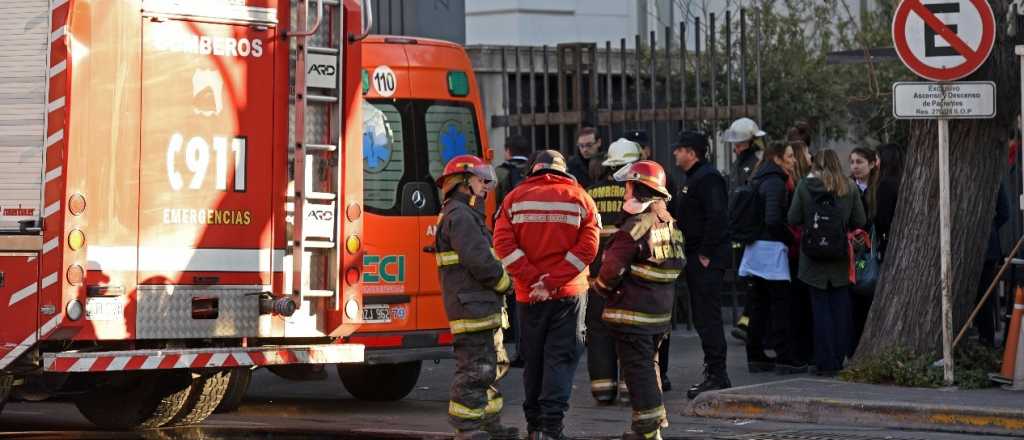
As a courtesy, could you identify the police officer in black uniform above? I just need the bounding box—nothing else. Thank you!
[671,132,733,399]
[593,160,685,440]
[435,155,519,440]
[584,138,642,405]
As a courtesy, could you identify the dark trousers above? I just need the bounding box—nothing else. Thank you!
[809,285,852,372]
[585,291,618,401]
[850,291,874,356]
[614,331,668,435]
[974,259,999,347]
[685,257,728,376]
[746,277,795,364]
[658,334,670,377]
[449,328,509,430]
[789,275,815,365]
[519,296,586,435]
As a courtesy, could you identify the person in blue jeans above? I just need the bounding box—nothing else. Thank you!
[787,149,866,375]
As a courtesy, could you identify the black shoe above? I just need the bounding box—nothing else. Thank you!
[775,363,809,375]
[730,326,749,343]
[661,377,672,392]
[686,371,731,399]
[747,360,775,373]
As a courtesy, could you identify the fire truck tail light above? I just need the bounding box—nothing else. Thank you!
[68,229,85,251]
[66,300,83,321]
[344,297,359,320]
[345,235,361,254]
[345,202,362,221]
[68,194,86,215]
[345,267,360,286]
[66,265,85,286]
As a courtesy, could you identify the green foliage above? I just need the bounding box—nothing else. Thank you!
[840,342,1002,389]
[732,0,913,142]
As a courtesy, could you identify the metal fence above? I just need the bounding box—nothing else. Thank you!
[488,9,762,168]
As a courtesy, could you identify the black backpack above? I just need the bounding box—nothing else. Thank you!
[801,192,848,260]
[728,178,763,245]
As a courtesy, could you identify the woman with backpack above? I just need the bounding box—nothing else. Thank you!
[737,142,806,374]
[788,149,866,376]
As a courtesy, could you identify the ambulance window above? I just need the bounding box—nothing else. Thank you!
[362,100,406,211]
[423,103,481,182]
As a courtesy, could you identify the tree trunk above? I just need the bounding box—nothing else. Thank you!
[854,1,1019,362]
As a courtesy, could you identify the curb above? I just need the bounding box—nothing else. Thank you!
[687,387,1024,436]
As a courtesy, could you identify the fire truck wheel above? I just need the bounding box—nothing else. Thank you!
[214,367,253,413]
[74,371,192,429]
[338,361,421,401]
[165,370,231,426]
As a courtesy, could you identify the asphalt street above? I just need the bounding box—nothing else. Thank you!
[0,328,1016,439]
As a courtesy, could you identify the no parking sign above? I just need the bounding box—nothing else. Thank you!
[892,0,995,81]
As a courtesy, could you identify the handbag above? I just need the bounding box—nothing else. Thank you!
[852,227,880,296]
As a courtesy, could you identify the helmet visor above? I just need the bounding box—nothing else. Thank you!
[467,164,497,189]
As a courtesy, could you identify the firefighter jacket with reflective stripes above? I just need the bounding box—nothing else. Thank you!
[493,172,601,303]
[436,192,512,334]
[593,201,685,334]
[586,177,628,274]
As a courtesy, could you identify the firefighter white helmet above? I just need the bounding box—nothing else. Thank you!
[601,138,642,167]
[723,117,766,143]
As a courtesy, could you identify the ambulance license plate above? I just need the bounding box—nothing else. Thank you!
[86,297,125,321]
[362,304,390,323]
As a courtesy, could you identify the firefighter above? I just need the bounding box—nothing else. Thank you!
[593,160,685,440]
[585,138,642,405]
[435,155,519,440]
[494,149,600,440]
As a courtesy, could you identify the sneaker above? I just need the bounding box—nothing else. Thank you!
[482,422,519,440]
[455,430,491,440]
[775,363,809,375]
[686,369,731,399]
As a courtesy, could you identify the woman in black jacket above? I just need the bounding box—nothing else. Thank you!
[873,144,905,260]
[738,143,804,373]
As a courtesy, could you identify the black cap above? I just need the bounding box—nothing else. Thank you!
[673,131,709,157]
[528,149,573,179]
[625,129,649,145]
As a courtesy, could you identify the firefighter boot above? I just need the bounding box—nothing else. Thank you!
[622,429,663,440]
[482,420,519,440]
[455,430,491,440]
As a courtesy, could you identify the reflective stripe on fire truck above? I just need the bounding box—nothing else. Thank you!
[601,308,672,326]
[629,264,680,283]
[0,314,63,370]
[42,344,365,372]
[448,313,503,334]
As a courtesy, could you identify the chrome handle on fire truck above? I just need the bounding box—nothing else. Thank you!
[287,0,324,38]
[349,0,374,42]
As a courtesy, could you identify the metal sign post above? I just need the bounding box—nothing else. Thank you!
[938,116,953,385]
[892,0,997,386]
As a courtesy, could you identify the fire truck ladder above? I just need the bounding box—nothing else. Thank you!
[289,0,343,307]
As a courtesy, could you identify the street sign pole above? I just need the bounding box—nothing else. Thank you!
[938,116,954,385]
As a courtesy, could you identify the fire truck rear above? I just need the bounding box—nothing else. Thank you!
[0,0,366,429]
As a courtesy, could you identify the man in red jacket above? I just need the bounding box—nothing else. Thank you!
[494,149,600,440]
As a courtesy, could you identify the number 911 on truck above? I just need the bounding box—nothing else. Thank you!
[0,0,367,429]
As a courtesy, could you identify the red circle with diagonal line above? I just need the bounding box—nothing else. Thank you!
[892,0,995,81]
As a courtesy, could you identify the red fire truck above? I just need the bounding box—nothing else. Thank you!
[0,0,366,429]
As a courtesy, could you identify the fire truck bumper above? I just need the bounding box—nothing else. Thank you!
[363,346,454,365]
[42,344,364,373]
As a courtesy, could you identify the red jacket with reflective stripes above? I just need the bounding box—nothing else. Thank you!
[493,172,601,302]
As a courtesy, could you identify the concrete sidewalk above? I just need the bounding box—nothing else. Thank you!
[688,378,1024,436]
